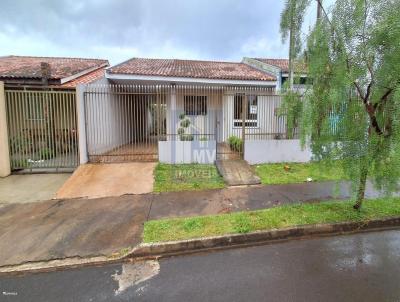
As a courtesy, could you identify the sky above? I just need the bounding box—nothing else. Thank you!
[0,0,333,66]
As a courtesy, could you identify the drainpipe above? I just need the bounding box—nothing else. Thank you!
[0,81,11,177]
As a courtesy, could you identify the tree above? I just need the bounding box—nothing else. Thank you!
[280,0,311,90]
[301,0,400,209]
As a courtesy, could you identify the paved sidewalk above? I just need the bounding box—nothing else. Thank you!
[0,174,71,205]
[0,181,385,267]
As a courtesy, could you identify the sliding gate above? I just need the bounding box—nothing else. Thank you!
[84,85,167,162]
[5,88,79,172]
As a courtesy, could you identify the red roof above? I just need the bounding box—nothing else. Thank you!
[253,58,290,72]
[0,55,108,80]
[253,58,307,74]
[108,58,276,81]
[60,68,106,88]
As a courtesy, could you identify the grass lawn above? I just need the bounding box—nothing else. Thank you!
[254,161,346,185]
[143,197,400,243]
[153,163,226,192]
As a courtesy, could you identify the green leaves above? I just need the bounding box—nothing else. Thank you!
[293,0,400,205]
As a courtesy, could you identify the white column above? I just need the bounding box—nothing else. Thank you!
[76,84,88,164]
[0,82,11,177]
[170,86,177,140]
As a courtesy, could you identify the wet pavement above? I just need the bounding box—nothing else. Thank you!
[0,174,71,205]
[0,180,388,267]
[1,230,400,301]
[55,163,157,199]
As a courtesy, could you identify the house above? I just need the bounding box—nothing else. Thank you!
[0,55,109,88]
[243,58,308,91]
[0,56,109,174]
[79,57,311,166]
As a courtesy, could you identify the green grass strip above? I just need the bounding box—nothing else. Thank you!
[143,197,400,243]
[254,161,346,185]
[154,163,225,192]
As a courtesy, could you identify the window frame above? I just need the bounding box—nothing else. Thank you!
[233,94,259,128]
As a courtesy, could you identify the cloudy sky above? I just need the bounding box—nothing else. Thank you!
[0,0,330,65]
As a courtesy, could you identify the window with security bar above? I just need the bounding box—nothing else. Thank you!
[233,94,258,127]
[184,95,207,116]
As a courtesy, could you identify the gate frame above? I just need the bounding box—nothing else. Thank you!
[4,85,79,173]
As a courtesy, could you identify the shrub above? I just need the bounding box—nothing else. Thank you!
[227,136,243,152]
[177,127,185,135]
[179,113,186,120]
[180,119,191,128]
[180,134,194,141]
[39,147,55,160]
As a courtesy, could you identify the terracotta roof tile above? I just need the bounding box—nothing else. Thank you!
[108,58,276,81]
[60,68,106,88]
[0,55,109,80]
[253,58,306,73]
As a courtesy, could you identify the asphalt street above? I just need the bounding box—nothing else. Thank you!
[1,229,400,302]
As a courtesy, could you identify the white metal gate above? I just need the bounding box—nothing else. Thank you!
[84,85,167,162]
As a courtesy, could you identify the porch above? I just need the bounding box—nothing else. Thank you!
[80,83,309,165]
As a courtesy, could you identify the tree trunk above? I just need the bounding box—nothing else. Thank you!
[353,163,368,210]
[288,1,295,91]
[317,0,323,21]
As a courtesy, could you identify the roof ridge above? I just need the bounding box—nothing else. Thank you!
[7,55,108,62]
[116,57,244,65]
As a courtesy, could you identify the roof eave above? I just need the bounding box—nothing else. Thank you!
[106,73,277,86]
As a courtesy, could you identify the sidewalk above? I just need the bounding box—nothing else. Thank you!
[0,181,384,267]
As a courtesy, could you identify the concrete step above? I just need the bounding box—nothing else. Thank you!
[216,159,261,186]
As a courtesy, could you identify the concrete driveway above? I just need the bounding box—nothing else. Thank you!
[56,163,157,199]
[0,174,71,205]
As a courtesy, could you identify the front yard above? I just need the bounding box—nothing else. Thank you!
[154,163,226,192]
[143,197,400,243]
[153,161,347,193]
[254,161,346,185]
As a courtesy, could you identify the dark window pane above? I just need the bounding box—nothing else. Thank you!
[184,96,207,116]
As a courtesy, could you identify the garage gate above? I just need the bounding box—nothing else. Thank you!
[84,85,167,163]
[5,88,79,172]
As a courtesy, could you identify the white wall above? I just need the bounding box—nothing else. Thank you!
[159,140,216,164]
[85,84,131,155]
[244,140,312,164]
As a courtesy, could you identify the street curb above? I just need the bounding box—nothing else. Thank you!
[0,256,126,276]
[127,217,400,259]
[1,217,399,275]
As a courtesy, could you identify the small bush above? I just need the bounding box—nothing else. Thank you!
[177,127,185,135]
[180,134,194,141]
[180,119,191,128]
[179,113,186,120]
[227,136,243,152]
[39,148,55,160]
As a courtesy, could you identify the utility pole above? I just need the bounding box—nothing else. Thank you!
[288,0,295,91]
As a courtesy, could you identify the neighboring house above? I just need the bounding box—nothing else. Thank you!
[0,55,109,88]
[79,57,311,165]
[243,57,308,91]
[0,56,109,172]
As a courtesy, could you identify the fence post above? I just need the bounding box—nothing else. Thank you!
[76,84,88,164]
[241,95,247,158]
[0,82,11,177]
